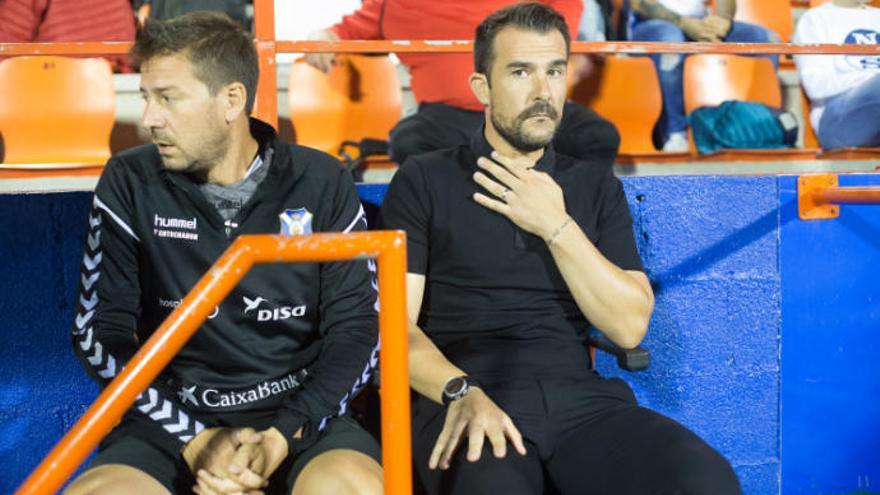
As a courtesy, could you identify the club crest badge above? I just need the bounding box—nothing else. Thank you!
[279,208,313,236]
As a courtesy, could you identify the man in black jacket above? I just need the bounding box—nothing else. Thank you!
[65,12,382,495]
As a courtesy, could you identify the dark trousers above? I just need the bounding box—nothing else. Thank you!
[389,101,621,167]
[411,375,740,495]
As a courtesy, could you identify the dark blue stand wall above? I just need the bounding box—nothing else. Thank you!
[2,176,878,494]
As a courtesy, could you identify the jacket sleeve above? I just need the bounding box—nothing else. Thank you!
[271,167,379,454]
[71,159,205,446]
[330,0,384,40]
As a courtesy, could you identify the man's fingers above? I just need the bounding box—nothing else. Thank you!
[473,172,509,199]
[234,428,260,447]
[477,157,522,187]
[437,416,469,470]
[485,424,508,459]
[503,416,527,456]
[197,469,246,494]
[489,151,534,176]
[428,419,454,470]
[232,467,268,490]
[193,482,220,495]
[230,442,258,473]
[473,193,510,216]
[227,449,268,490]
[465,423,487,463]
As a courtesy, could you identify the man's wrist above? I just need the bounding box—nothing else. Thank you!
[441,375,480,406]
[544,216,574,246]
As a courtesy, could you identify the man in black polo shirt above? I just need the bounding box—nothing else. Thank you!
[379,3,740,494]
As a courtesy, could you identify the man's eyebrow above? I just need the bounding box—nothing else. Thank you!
[139,85,178,93]
[505,61,534,70]
[550,59,567,67]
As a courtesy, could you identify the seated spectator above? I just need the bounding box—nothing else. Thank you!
[580,0,611,41]
[380,3,740,494]
[793,0,880,149]
[305,0,623,168]
[0,0,136,71]
[627,0,779,151]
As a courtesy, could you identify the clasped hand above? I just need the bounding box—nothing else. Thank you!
[182,426,288,495]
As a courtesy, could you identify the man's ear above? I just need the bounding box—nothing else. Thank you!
[222,81,248,123]
[469,72,490,107]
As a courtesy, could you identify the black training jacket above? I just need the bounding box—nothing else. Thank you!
[71,119,378,452]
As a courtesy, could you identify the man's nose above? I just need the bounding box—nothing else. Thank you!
[532,73,552,100]
[141,99,164,130]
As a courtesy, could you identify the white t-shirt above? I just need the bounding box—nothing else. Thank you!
[793,2,880,132]
[658,0,707,18]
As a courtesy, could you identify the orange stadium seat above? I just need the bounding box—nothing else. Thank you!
[684,54,782,111]
[0,56,114,171]
[288,54,402,171]
[735,0,794,43]
[571,56,662,154]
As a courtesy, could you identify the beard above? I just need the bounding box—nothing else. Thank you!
[490,100,560,152]
[152,124,229,181]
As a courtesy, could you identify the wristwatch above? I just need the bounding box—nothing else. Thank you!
[441,375,478,406]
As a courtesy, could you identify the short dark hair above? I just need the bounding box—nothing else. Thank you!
[474,2,571,79]
[131,11,259,114]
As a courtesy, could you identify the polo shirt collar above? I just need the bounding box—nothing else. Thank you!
[469,126,557,176]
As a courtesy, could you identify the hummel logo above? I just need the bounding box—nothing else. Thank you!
[243,296,268,314]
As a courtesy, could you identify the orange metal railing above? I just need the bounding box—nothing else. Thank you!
[798,174,880,220]
[2,0,879,128]
[16,232,411,495]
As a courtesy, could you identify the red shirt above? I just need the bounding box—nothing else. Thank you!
[0,0,136,71]
[331,0,582,111]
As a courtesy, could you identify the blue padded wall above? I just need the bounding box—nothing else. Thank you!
[779,174,880,495]
[0,192,97,494]
[596,176,782,495]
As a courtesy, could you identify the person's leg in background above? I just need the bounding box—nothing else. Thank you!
[724,21,780,70]
[553,101,621,167]
[629,19,690,151]
[388,102,483,164]
[817,74,880,149]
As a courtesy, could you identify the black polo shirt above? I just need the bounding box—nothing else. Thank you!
[379,130,644,379]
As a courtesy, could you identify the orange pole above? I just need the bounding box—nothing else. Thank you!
[814,187,880,205]
[377,241,412,495]
[2,41,880,57]
[0,42,131,55]
[16,232,411,495]
[252,0,278,128]
[273,40,880,55]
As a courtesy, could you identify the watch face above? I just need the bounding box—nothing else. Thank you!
[444,376,467,397]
